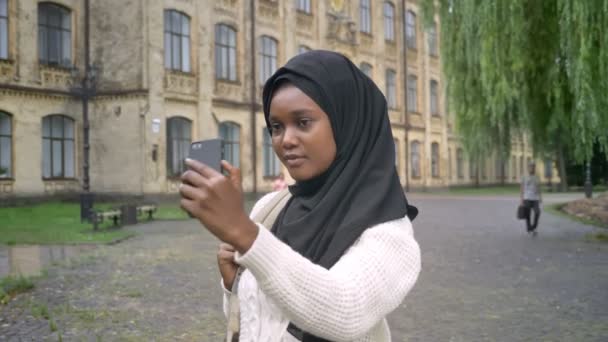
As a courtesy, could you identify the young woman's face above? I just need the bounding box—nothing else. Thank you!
[268,84,337,181]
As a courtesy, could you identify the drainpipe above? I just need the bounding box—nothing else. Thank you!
[249,0,257,195]
[83,0,91,193]
[401,0,410,192]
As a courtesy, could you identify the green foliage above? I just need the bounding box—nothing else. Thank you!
[421,0,608,163]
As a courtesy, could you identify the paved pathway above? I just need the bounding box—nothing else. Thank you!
[1,193,607,341]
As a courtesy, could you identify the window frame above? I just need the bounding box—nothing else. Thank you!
[386,69,397,109]
[383,2,395,42]
[360,62,373,78]
[427,21,438,56]
[164,9,191,73]
[38,2,72,68]
[0,0,8,60]
[259,35,278,85]
[431,142,439,178]
[219,121,241,168]
[42,114,75,179]
[360,0,372,34]
[407,74,417,112]
[166,116,192,178]
[263,129,281,177]
[215,23,237,81]
[405,10,417,50]
[0,111,12,178]
[295,0,312,14]
[411,140,421,179]
[430,79,439,116]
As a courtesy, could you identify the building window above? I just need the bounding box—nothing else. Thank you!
[298,45,311,54]
[219,122,240,168]
[42,115,74,179]
[263,129,281,177]
[259,35,277,85]
[296,0,311,14]
[360,62,372,78]
[457,148,464,179]
[164,10,191,72]
[428,21,438,56]
[360,0,371,34]
[407,75,417,112]
[405,10,416,49]
[431,142,439,178]
[430,80,439,116]
[393,139,399,167]
[481,159,487,179]
[166,117,191,177]
[0,111,11,178]
[383,2,395,41]
[0,0,8,59]
[38,3,71,67]
[411,140,420,178]
[215,24,237,81]
[386,69,397,109]
[519,155,524,177]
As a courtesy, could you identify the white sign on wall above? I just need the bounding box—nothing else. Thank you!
[152,119,161,133]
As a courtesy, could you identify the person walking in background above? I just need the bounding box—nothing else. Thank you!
[520,162,542,235]
[272,172,288,191]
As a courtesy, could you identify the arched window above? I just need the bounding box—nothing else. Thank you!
[386,69,397,108]
[263,129,280,177]
[411,140,420,178]
[38,3,72,67]
[0,111,12,178]
[360,62,373,78]
[42,115,75,178]
[0,0,8,59]
[164,10,191,72]
[219,122,240,168]
[360,0,371,34]
[215,24,237,81]
[166,117,191,177]
[405,10,417,49]
[259,35,277,85]
[431,142,439,178]
[457,148,464,179]
[383,2,395,41]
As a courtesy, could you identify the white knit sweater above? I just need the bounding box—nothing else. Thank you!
[222,192,421,341]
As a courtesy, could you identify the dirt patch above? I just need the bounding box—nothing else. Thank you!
[562,192,608,226]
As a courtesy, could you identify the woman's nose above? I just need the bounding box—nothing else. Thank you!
[282,127,298,149]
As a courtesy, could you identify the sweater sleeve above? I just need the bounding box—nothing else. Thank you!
[221,191,281,319]
[234,217,421,341]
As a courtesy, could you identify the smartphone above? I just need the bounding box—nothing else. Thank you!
[188,139,224,172]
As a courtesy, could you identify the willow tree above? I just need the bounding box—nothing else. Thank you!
[422,0,608,189]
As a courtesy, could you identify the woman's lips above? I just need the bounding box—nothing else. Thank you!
[284,156,305,167]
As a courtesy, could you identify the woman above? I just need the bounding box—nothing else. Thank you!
[180,50,420,341]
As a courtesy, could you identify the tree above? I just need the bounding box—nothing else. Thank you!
[421,0,608,190]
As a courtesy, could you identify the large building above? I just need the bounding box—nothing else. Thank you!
[0,0,555,199]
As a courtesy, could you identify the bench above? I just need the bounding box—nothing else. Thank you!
[137,204,157,220]
[90,209,122,231]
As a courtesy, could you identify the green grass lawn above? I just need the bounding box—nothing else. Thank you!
[0,202,189,245]
[444,185,521,195]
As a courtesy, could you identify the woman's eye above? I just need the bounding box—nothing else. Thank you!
[270,124,283,135]
[298,119,311,128]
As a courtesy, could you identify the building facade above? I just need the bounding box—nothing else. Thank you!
[0,0,555,199]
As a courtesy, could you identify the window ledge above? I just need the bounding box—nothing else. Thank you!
[42,178,78,181]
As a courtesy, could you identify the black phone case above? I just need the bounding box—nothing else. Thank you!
[188,139,223,172]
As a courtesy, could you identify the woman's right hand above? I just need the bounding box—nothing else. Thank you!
[217,243,239,290]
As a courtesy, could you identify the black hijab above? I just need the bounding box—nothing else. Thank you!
[262,50,418,341]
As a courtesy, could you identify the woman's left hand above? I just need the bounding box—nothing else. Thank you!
[180,159,258,252]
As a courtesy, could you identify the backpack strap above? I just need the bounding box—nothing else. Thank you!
[226,189,292,341]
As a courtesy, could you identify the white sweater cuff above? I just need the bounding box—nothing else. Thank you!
[234,224,285,282]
